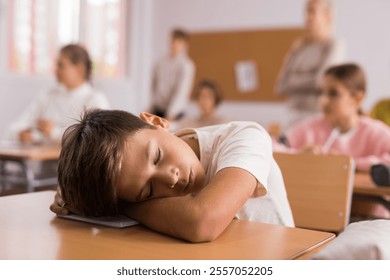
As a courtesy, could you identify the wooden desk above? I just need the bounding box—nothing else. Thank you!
[0,191,335,260]
[0,144,60,192]
[353,172,390,212]
[354,172,390,196]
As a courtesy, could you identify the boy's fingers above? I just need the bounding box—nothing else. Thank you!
[59,207,70,215]
[49,202,69,215]
[50,186,70,215]
[54,186,66,206]
[55,193,66,207]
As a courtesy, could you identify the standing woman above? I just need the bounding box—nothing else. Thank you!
[8,44,110,144]
[275,0,345,130]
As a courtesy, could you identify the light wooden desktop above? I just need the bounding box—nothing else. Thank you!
[0,143,60,192]
[0,191,335,260]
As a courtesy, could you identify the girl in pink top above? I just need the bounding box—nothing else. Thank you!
[279,63,390,171]
[277,63,390,218]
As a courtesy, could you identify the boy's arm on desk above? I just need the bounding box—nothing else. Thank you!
[123,167,259,243]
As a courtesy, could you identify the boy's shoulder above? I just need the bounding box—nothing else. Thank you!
[197,121,266,134]
[175,121,267,140]
[199,122,271,147]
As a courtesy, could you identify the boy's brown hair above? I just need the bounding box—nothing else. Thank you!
[58,109,155,216]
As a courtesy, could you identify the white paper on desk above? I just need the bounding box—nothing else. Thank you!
[57,214,139,228]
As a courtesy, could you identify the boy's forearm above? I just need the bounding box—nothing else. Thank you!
[123,195,225,242]
[123,168,258,243]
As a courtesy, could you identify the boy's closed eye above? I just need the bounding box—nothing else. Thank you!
[149,147,163,198]
[134,147,161,203]
[155,148,161,165]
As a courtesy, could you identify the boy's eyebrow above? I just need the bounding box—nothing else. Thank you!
[146,140,152,160]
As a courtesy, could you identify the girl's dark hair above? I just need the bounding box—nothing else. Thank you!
[194,79,223,106]
[58,109,155,216]
[325,63,366,114]
[60,44,93,81]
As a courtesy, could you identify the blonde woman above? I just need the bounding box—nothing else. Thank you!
[275,0,345,130]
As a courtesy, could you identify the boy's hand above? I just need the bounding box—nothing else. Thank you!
[49,186,70,215]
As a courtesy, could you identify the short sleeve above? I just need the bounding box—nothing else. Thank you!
[215,122,273,191]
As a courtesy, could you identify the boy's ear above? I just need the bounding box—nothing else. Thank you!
[139,112,170,130]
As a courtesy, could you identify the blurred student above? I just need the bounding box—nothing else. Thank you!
[176,79,228,129]
[276,63,390,219]
[275,63,390,172]
[50,109,294,242]
[149,28,195,121]
[275,0,345,130]
[8,44,110,144]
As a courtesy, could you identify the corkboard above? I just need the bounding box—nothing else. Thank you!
[188,28,304,102]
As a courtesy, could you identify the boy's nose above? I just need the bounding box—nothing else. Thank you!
[157,166,179,188]
[168,167,179,188]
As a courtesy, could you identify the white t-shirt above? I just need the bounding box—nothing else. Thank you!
[7,82,110,142]
[175,121,295,227]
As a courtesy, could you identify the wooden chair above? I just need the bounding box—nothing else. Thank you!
[274,152,355,233]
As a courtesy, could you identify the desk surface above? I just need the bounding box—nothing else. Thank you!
[0,191,335,260]
[0,144,60,160]
[354,172,390,196]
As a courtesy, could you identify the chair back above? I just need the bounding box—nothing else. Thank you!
[274,152,355,233]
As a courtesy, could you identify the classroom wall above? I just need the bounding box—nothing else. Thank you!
[1,0,390,139]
